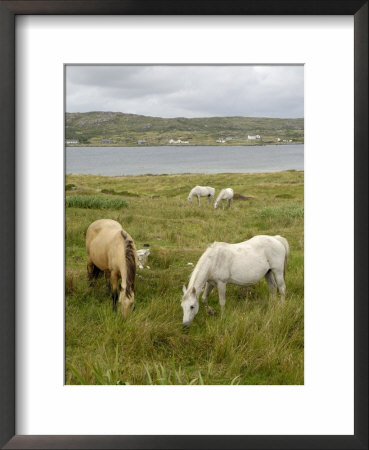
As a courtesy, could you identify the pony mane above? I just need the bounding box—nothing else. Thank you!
[121,231,136,298]
[215,189,225,202]
[187,244,216,292]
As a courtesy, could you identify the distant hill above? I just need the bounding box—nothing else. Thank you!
[65,111,304,146]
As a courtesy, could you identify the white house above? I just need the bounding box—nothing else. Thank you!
[65,139,79,145]
[169,139,189,144]
[248,135,261,140]
[216,138,226,143]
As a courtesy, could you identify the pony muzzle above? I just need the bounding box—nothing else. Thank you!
[120,298,135,318]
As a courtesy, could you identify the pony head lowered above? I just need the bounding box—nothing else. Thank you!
[181,285,199,325]
[119,231,136,317]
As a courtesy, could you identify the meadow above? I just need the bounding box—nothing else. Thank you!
[65,171,304,385]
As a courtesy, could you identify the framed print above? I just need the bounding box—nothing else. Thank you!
[0,1,367,449]
[64,63,305,387]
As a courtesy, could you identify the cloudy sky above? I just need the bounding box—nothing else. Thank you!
[66,65,303,118]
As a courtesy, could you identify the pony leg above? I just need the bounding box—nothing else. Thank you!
[104,270,111,294]
[217,281,227,316]
[265,270,277,299]
[197,195,200,206]
[87,259,101,286]
[202,282,216,315]
[227,199,232,208]
[87,261,94,283]
[111,272,119,312]
[273,270,286,301]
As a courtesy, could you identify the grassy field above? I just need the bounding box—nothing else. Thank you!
[65,171,304,385]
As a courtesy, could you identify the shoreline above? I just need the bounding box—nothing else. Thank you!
[66,142,303,148]
[66,169,304,178]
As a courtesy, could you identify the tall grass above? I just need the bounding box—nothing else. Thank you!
[65,171,304,385]
[66,194,128,210]
[259,204,304,219]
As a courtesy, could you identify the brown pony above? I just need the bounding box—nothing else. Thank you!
[86,219,137,317]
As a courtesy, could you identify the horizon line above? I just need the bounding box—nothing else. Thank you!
[65,111,304,120]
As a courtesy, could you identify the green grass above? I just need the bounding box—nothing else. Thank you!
[101,188,139,197]
[65,171,304,385]
[66,194,128,210]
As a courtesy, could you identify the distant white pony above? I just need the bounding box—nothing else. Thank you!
[214,188,234,209]
[181,235,289,325]
[188,186,215,205]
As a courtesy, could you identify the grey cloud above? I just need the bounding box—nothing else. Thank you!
[66,65,303,118]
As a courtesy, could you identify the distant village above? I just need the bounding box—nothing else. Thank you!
[65,134,294,146]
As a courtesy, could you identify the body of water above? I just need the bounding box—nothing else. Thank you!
[66,144,304,176]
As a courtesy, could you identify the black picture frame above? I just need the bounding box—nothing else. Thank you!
[0,1,367,449]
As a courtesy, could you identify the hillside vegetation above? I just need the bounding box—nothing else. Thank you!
[66,112,304,146]
[65,171,304,385]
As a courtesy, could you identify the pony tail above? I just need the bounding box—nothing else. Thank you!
[273,235,289,280]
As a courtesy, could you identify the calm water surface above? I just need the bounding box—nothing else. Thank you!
[66,144,304,175]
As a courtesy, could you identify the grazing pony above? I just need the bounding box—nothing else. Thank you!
[86,219,137,317]
[181,235,289,325]
[188,186,215,205]
[214,188,234,209]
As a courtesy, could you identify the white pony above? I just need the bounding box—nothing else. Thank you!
[181,235,289,325]
[187,186,215,205]
[214,188,234,209]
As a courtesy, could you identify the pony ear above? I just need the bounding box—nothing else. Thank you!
[121,230,127,240]
[182,285,187,294]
